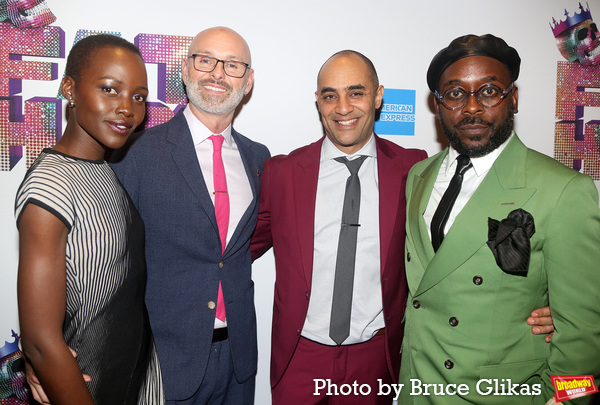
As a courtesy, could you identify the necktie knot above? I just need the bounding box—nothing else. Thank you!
[335,155,368,175]
[455,154,472,177]
[209,134,224,152]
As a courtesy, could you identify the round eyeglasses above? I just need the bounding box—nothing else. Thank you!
[187,54,250,78]
[435,83,514,110]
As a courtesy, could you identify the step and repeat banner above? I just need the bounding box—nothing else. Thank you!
[1,0,598,403]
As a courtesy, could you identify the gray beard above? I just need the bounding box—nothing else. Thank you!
[186,73,247,115]
[439,109,514,158]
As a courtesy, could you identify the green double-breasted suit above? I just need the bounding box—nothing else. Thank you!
[400,134,600,404]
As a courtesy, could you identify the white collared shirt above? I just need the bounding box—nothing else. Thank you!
[302,134,384,345]
[184,106,253,327]
[424,133,514,240]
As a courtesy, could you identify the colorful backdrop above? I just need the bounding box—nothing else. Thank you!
[1,0,599,403]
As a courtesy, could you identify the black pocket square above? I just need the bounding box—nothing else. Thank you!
[487,208,535,276]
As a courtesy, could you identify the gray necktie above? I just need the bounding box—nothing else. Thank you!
[329,155,368,345]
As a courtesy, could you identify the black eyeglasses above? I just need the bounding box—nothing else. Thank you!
[187,54,250,78]
[435,83,514,110]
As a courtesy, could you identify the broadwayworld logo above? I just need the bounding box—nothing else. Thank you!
[551,375,598,402]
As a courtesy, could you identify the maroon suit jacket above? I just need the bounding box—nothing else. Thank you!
[251,135,427,388]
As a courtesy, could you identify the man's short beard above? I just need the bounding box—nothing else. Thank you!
[186,71,248,115]
[439,109,515,158]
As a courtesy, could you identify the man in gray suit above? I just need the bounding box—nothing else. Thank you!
[111,26,269,405]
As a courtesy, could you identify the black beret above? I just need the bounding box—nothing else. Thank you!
[427,34,521,92]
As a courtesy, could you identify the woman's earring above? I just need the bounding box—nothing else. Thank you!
[67,92,75,108]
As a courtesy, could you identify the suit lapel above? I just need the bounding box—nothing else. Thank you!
[415,135,537,295]
[166,111,219,237]
[406,151,446,292]
[166,113,263,258]
[224,129,260,256]
[294,139,323,288]
[376,136,403,274]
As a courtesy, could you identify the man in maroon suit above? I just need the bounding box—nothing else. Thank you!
[251,50,426,404]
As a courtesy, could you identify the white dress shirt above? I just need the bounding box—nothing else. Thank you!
[424,133,514,240]
[184,106,253,327]
[302,134,384,345]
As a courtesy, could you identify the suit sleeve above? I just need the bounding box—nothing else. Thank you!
[542,174,600,403]
[109,142,141,208]
[250,157,273,261]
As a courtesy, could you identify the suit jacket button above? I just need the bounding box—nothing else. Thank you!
[208,301,216,310]
[449,317,459,327]
[407,252,411,262]
[473,275,483,285]
[444,359,454,369]
[412,300,421,309]
[219,261,224,268]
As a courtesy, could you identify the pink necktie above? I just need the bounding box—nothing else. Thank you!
[210,135,228,321]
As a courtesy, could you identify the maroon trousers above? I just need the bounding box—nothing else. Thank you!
[272,334,394,405]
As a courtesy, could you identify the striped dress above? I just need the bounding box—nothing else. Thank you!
[15,149,164,405]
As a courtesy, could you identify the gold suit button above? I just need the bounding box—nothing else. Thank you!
[219,261,224,268]
[208,301,216,310]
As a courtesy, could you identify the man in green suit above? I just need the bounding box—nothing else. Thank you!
[400,34,600,404]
